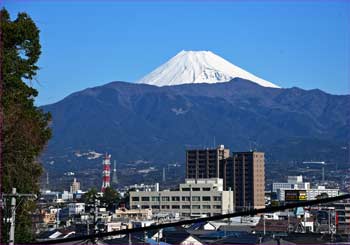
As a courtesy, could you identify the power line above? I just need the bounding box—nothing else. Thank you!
[33,194,350,244]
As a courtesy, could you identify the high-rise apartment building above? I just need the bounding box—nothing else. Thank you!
[221,151,265,211]
[186,145,230,179]
[186,146,265,211]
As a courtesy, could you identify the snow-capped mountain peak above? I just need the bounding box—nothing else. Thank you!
[136,50,280,88]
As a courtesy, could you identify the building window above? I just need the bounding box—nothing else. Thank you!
[132,197,139,201]
[182,205,190,209]
[192,205,200,209]
[172,196,180,201]
[203,187,211,191]
[151,196,160,202]
[141,205,149,209]
[182,196,190,201]
[192,196,200,201]
[162,197,170,201]
[213,205,222,209]
[192,188,200,191]
[182,188,190,191]
[161,205,170,209]
[172,205,180,209]
[213,196,222,201]
[151,205,160,209]
[202,196,211,201]
[203,205,211,209]
[141,197,150,201]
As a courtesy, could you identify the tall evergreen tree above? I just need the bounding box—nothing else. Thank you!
[1,8,51,243]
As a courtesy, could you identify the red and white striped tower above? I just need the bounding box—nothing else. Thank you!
[101,153,111,192]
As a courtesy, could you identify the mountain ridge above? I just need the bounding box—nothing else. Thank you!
[41,79,349,176]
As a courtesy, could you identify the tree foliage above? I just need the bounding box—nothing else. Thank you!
[82,187,120,212]
[100,187,120,211]
[81,188,98,204]
[1,8,51,243]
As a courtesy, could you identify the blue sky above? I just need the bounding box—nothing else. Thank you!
[3,1,350,105]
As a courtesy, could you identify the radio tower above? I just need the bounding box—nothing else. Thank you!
[112,160,118,185]
[162,167,166,183]
[101,153,111,192]
[46,172,49,190]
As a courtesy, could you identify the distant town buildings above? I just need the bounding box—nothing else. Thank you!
[68,203,85,216]
[128,183,160,192]
[70,178,80,193]
[273,175,310,193]
[307,186,339,200]
[34,145,349,244]
[115,208,152,220]
[272,175,339,201]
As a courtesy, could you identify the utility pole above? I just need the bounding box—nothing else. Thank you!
[263,214,266,236]
[304,208,307,233]
[3,188,37,245]
[93,195,98,243]
[9,188,16,245]
[328,208,331,234]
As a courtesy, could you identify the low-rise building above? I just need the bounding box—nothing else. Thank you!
[129,178,233,218]
[68,203,85,216]
[43,211,57,225]
[115,208,152,220]
[273,176,339,201]
[306,186,339,200]
[273,176,310,191]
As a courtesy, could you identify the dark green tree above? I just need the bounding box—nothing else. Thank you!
[100,187,120,212]
[119,189,131,209]
[1,8,51,243]
[81,188,98,204]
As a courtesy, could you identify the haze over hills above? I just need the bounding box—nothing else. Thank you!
[137,50,280,88]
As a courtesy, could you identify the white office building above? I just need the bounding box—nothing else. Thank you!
[129,178,234,218]
[306,186,339,200]
[273,176,339,201]
[273,176,310,193]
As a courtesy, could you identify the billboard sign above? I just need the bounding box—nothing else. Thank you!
[285,190,307,201]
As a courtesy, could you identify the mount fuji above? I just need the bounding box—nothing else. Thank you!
[137,50,280,88]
